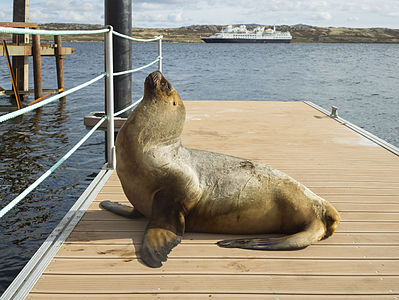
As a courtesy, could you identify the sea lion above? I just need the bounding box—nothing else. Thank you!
[100,71,340,268]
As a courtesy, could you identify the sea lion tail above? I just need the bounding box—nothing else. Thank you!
[100,200,145,219]
[217,221,325,250]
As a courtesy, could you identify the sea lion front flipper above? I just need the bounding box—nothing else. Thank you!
[141,190,186,268]
[100,200,145,219]
[217,221,326,250]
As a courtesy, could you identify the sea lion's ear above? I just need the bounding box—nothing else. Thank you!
[140,190,186,268]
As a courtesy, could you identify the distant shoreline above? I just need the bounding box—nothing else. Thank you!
[1,23,399,43]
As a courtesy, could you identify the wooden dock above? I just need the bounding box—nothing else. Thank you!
[14,101,399,298]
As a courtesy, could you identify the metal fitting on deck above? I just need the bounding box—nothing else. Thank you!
[330,106,338,118]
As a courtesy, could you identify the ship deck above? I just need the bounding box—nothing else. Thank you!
[8,101,399,299]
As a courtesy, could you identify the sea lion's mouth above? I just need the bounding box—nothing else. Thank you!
[145,71,173,92]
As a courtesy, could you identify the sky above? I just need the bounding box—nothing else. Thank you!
[0,0,398,28]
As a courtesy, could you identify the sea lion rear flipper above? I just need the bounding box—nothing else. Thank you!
[141,190,186,268]
[217,221,325,250]
[100,200,145,219]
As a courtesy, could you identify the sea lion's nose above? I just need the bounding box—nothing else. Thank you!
[145,71,162,88]
[152,70,162,78]
[150,71,162,83]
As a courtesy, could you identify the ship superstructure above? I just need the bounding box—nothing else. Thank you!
[201,25,292,43]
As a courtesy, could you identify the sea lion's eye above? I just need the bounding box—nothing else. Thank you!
[173,101,177,106]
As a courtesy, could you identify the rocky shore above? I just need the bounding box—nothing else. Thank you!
[1,23,399,43]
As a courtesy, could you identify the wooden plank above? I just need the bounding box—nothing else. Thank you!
[0,44,74,56]
[65,231,399,246]
[29,294,399,300]
[76,212,399,228]
[106,177,399,187]
[95,189,399,203]
[45,258,399,275]
[88,199,399,211]
[91,198,399,210]
[88,201,399,217]
[30,274,399,294]
[56,244,399,259]
[97,185,399,196]
[334,203,399,211]
[2,88,59,96]
[323,195,399,203]
[259,160,399,166]
[84,115,127,130]
[308,183,399,189]
[0,22,38,28]
[93,193,399,204]
[101,179,399,189]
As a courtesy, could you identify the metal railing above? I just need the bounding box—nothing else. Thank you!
[0,25,163,218]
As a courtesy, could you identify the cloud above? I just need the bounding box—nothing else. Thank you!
[29,0,103,24]
[134,10,190,27]
[0,0,398,28]
[168,12,184,22]
[318,12,332,20]
[0,2,12,21]
[348,16,360,22]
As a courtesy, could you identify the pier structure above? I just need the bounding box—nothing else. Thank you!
[4,101,399,299]
[0,0,74,112]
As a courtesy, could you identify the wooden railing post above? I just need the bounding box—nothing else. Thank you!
[32,34,42,100]
[54,35,65,100]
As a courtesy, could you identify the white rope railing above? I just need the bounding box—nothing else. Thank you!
[0,94,145,219]
[0,26,109,35]
[0,26,162,123]
[112,30,163,42]
[112,30,163,73]
[0,73,106,123]
[113,57,160,77]
[0,116,106,218]
[114,96,143,117]
[0,25,162,218]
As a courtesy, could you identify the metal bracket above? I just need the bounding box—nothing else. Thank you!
[330,106,338,118]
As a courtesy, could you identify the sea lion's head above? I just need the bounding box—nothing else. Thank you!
[139,71,186,145]
[144,71,183,107]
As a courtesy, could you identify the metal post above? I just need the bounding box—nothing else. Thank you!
[105,26,115,170]
[105,0,132,118]
[32,34,42,100]
[158,37,162,73]
[12,0,29,98]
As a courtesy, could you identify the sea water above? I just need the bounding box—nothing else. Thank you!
[0,42,398,293]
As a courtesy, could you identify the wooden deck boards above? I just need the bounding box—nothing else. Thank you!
[27,101,399,299]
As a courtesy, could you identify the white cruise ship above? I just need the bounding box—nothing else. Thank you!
[201,25,292,43]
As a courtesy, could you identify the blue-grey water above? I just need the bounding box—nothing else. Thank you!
[0,42,398,294]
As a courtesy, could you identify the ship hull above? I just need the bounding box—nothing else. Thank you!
[201,38,291,43]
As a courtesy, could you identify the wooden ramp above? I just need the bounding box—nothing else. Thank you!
[27,101,399,299]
